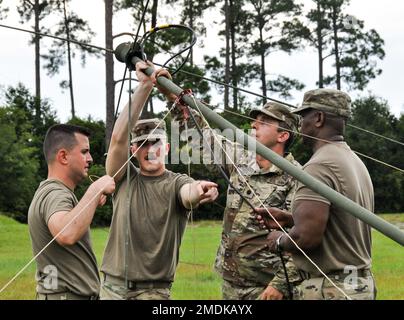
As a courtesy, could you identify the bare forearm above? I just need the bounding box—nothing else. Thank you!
[280,201,329,252]
[280,227,301,253]
[280,225,322,253]
[106,83,153,177]
[180,182,202,209]
[56,185,101,245]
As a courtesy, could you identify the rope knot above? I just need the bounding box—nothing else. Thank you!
[174,88,193,120]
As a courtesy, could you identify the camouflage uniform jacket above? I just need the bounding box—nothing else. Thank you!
[215,150,301,290]
[170,106,302,294]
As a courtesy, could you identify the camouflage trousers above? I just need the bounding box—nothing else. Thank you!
[295,272,376,300]
[100,280,171,300]
[222,279,265,300]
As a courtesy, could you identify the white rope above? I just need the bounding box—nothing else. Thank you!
[184,120,197,277]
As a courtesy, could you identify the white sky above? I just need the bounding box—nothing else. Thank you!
[0,0,403,122]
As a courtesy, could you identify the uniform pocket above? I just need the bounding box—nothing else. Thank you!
[233,231,280,285]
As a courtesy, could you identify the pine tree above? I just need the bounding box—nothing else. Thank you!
[42,0,100,119]
[105,0,114,150]
[300,0,385,90]
[246,0,305,103]
[17,0,56,122]
[324,0,385,90]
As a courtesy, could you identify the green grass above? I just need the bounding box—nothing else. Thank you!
[0,214,403,300]
[0,215,36,300]
[171,220,222,300]
[371,214,404,300]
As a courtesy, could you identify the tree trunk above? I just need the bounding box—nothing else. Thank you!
[259,24,267,104]
[63,0,75,118]
[317,0,324,88]
[230,0,237,111]
[105,0,114,149]
[224,0,230,110]
[188,0,194,66]
[332,4,341,89]
[151,0,157,27]
[34,0,41,122]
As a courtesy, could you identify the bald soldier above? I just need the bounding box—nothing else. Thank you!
[257,88,376,300]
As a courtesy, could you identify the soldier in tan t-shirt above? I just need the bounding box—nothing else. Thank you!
[100,61,219,300]
[257,88,376,300]
[28,124,115,300]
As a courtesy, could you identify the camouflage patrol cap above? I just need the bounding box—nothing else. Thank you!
[292,88,351,118]
[131,118,167,143]
[250,102,300,132]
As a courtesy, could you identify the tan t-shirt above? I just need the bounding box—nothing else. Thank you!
[292,142,374,276]
[28,179,100,296]
[101,165,193,282]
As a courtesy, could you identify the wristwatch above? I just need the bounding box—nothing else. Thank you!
[275,234,284,253]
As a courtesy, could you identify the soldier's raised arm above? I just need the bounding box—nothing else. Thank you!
[106,61,155,183]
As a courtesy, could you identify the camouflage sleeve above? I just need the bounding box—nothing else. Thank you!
[169,101,248,175]
[268,257,302,299]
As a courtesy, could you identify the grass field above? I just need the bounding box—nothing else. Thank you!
[0,214,403,300]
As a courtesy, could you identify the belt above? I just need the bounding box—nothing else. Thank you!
[299,268,372,281]
[103,273,172,290]
[36,292,99,300]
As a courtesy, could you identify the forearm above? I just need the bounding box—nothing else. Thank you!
[280,201,329,252]
[57,185,101,244]
[106,83,153,177]
[280,224,322,253]
[278,227,298,253]
[180,182,202,209]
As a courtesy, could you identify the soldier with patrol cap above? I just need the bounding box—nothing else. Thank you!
[257,88,376,300]
[215,102,303,300]
[100,60,219,300]
[154,65,303,299]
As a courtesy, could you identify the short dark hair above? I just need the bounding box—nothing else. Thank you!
[43,124,91,164]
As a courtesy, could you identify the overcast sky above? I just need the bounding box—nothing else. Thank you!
[0,0,403,122]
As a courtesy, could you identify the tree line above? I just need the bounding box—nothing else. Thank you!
[0,0,403,224]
